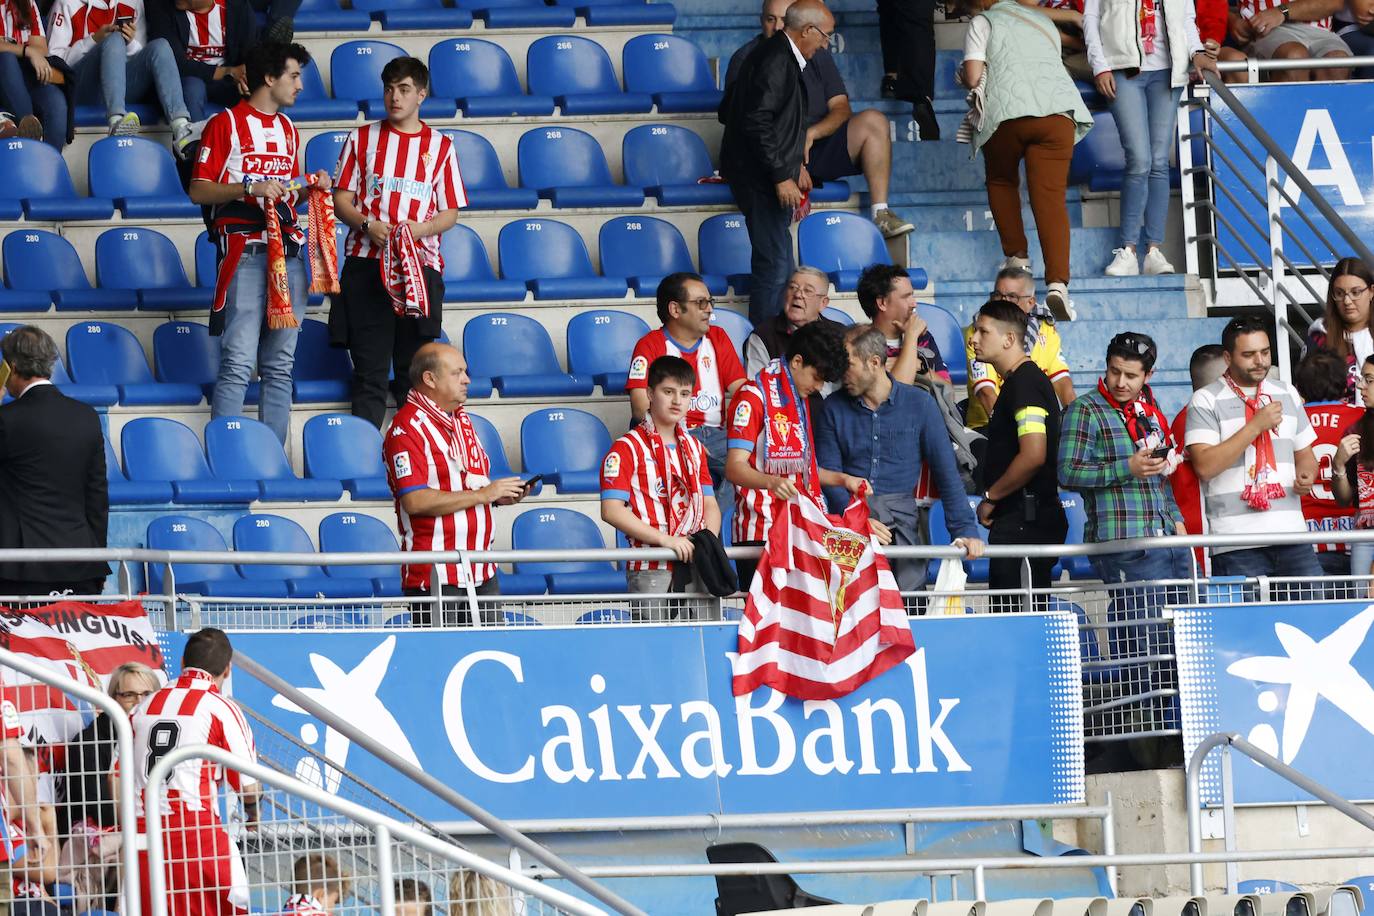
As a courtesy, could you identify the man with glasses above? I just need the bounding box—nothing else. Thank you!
[627,273,747,500]
[964,267,1075,437]
[743,266,847,384]
[719,0,836,325]
[725,0,914,241]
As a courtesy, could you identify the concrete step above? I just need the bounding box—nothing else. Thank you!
[907,227,1123,283]
[891,191,1084,233]
[1056,316,1230,377]
[931,276,1192,323]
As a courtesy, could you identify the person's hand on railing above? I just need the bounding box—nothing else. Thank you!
[1191,50,1221,81]
[658,534,695,563]
[953,537,985,560]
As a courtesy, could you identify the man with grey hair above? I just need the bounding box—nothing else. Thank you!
[816,323,985,596]
[743,266,847,377]
[0,326,110,599]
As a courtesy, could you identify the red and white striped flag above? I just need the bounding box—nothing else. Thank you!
[732,493,914,700]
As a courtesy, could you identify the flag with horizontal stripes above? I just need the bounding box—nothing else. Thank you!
[732,492,914,700]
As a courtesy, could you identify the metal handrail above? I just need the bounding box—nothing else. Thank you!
[143,743,609,916]
[1185,732,1374,895]
[1213,55,1374,72]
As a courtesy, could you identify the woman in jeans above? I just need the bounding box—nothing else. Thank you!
[955,0,1094,321]
[1308,257,1374,405]
[1333,356,1374,596]
[1085,0,1214,277]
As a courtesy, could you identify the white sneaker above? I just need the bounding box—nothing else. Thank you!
[1000,255,1031,272]
[1104,247,1139,276]
[1142,247,1175,275]
[1045,282,1075,321]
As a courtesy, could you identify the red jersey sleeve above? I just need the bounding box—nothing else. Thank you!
[711,326,747,389]
[599,440,636,497]
[191,111,233,184]
[433,135,468,211]
[334,127,363,196]
[626,332,662,392]
[384,425,430,496]
[1194,0,1227,45]
[726,385,764,452]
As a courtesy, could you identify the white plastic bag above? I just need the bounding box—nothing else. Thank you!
[930,558,968,616]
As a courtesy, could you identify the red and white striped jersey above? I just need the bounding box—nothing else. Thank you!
[130,668,257,819]
[384,401,496,589]
[1238,0,1329,26]
[0,0,42,42]
[601,425,713,571]
[625,328,746,429]
[726,382,824,544]
[334,122,466,272]
[283,894,329,915]
[1302,400,1363,553]
[192,101,303,245]
[183,0,226,64]
[47,0,141,65]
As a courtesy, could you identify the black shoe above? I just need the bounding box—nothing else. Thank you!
[880,74,898,99]
[265,15,294,44]
[913,98,940,141]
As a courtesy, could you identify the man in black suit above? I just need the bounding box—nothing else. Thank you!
[718,0,835,327]
[0,326,110,599]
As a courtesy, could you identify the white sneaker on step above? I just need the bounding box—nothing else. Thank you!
[1045,282,1075,321]
[1142,247,1175,275]
[1104,247,1139,277]
[1000,255,1031,271]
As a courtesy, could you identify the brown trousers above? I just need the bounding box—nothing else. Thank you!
[981,114,1075,286]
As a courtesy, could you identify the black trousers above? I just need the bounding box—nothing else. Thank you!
[0,578,106,601]
[986,506,1067,613]
[332,256,444,429]
[876,0,937,103]
[403,577,501,627]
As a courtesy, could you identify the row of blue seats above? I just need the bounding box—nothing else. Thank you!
[287,0,672,33]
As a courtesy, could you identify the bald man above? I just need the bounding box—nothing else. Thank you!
[383,343,529,625]
[719,0,836,326]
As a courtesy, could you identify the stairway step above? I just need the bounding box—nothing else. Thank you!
[891,192,1084,232]
[907,227,1122,282]
[1056,317,1230,376]
[931,275,1191,323]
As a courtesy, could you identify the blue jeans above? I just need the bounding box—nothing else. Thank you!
[688,423,734,508]
[212,250,306,444]
[72,36,188,123]
[727,178,795,326]
[181,74,241,122]
[1351,541,1374,596]
[1211,543,1324,601]
[0,53,67,149]
[1341,29,1374,79]
[1109,68,1181,249]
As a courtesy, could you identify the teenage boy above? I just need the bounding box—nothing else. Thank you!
[190,41,330,445]
[283,853,350,914]
[601,355,722,594]
[332,55,465,429]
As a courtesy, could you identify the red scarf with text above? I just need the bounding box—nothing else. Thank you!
[263,175,337,329]
[1139,0,1159,54]
[754,358,813,479]
[1224,374,1285,510]
[1098,378,1174,450]
[639,419,705,536]
[405,388,488,473]
[382,222,430,320]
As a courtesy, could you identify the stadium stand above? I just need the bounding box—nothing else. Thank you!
[622,124,735,206]
[519,407,613,493]
[565,309,651,394]
[302,414,392,500]
[517,127,648,208]
[121,417,260,504]
[0,139,113,221]
[621,33,722,112]
[232,513,376,598]
[497,218,630,300]
[205,416,346,502]
[526,35,653,114]
[511,506,624,593]
[598,215,724,296]
[317,511,404,596]
[429,39,557,117]
[464,313,594,397]
[88,138,199,219]
[95,228,213,311]
[145,515,283,595]
[2,230,134,311]
[441,130,542,210]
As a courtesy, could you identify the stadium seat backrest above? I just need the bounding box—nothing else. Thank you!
[88,137,183,199]
[305,131,349,179]
[699,213,752,279]
[153,321,218,385]
[441,130,509,191]
[145,516,233,592]
[822,306,853,325]
[66,322,154,385]
[798,212,887,276]
[194,231,216,287]
[439,224,500,284]
[622,124,714,189]
[299,59,331,103]
[622,34,714,94]
[710,308,752,357]
[922,305,964,373]
[121,417,214,482]
[518,127,615,189]
[0,138,78,199]
[3,229,90,291]
[1238,881,1302,895]
[294,319,352,381]
[511,507,609,573]
[463,313,564,378]
[318,512,400,581]
[566,310,650,378]
[302,414,387,481]
[498,218,596,281]
[526,35,620,97]
[233,514,322,579]
[95,228,190,290]
[520,407,612,475]
[330,41,407,102]
[205,416,295,481]
[467,412,515,477]
[598,216,693,280]
[104,435,124,483]
[1344,876,1374,916]
[430,39,524,99]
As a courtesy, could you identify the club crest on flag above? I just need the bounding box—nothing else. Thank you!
[822,529,866,638]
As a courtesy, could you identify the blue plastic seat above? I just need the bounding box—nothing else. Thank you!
[517,127,645,209]
[440,130,538,210]
[1057,492,1095,580]
[497,218,628,300]
[88,137,199,218]
[456,0,573,29]
[95,228,212,311]
[430,40,554,118]
[439,225,526,305]
[194,231,217,287]
[926,497,991,583]
[0,323,115,405]
[822,306,853,325]
[698,213,753,294]
[511,508,624,593]
[561,0,675,26]
[319,512,402,596]
[1343,876,1374,916]
[709,308,751,361]
[293,319,352,402]
[1070,109,1126,191]
[121,417,258,504]
[622,125,732,207]
[331,42,457,120]
[292,59,361,120]
[233,514,374,598]
[206,416,344,502]
[598,216,724,297]
[303,414,391,500]
[293,0,371,30]
[519,407,611,493]
[66,322,204,406]
[798,212,927,292]
[105,435,172,504]
[922,304,966,386]
[566,310,649,394]
[468,412,522,481]
[0,139,113,220]
[2,230,136,312]
[145,516,277,596]
[73,102,156,130]
[502,609,543,624]
[526,36,652,115]
[304,131,349,180]
[350,0,473,31]
[1237,881,1302,896]
[464,313,593,397]
[153,321,260,404]
[622,35,719,112]
[577,607,633,623]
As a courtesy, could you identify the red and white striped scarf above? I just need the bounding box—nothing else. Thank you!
[639,418,705,537]
[381,222,430,320]
[263,175,338,329]
[1224,374,1286,510]
[405,388,488,473]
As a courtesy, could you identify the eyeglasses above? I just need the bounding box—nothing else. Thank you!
[114,689,155,702]
[1333,285,1370,301]
[990,290,1033,302]
[1358,375,1374,388]
[808,23,834,44]
[787,283,824,298]
[684,296,715,309]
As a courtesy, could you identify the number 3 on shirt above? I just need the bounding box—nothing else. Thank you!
[146,721,182,776]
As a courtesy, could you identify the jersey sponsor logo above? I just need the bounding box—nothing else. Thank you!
[732,400,751,429]
[692,392,719,413]
[628,356,649,381]
[186,44,225,62]
[243,152,293,177]
[602,452,620,480]
[392,451,412,479]
[368,174,436,200]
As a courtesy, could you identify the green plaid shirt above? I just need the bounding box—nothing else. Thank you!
[1057,388,1183,543]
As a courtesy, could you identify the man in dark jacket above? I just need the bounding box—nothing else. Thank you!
[147,0,260,122]
[0,326,109,598]
[718,0,834,327]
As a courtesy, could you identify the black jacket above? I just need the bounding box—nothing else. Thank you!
[718,31,808,189]
[146,0,258,84]
[0,384,110,584]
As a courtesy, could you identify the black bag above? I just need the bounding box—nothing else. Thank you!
[671,530,739,597]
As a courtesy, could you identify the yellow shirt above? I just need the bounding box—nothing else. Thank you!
[964,317,1071,428]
